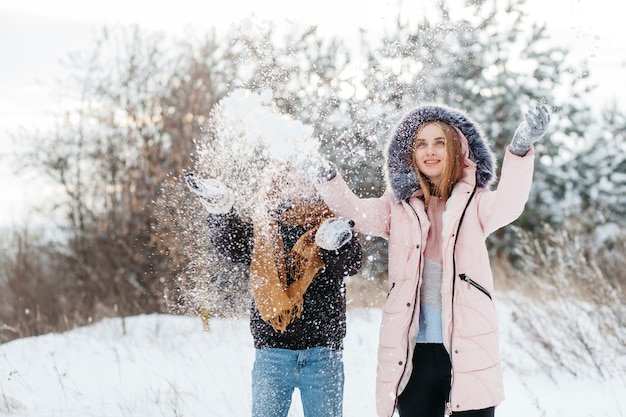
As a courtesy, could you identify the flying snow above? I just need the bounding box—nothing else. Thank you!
[219,89,318,161]
[163,88,327,317]
[194,88,322,215]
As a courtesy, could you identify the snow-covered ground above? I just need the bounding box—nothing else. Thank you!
[1,305,624,417]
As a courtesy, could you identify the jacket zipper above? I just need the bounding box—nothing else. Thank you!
[392,199,423,416]
[448,185,477,414]
[458,273,492,300]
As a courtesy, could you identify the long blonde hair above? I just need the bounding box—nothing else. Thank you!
[412,121,463,207]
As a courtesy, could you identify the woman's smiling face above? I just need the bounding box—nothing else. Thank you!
[413,123,448,185]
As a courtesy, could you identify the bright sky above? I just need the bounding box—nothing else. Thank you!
[0,0,624,228]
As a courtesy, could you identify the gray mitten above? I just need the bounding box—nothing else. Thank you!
[510,105,551,156]
[297,154,337,184]
[315,218,355,251]
[185,173,234,214]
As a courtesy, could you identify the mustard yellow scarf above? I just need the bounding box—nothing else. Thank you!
[250,200,334,333]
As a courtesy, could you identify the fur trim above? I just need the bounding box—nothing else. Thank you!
[385,104,496,202]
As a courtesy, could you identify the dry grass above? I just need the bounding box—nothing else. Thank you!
[346,274,387,309]
[493,224,626,379]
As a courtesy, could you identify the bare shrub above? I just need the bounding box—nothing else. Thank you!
[154,176,251,320]
[496,217,626,380]
[0,227,111,343]
[4,26,241,340]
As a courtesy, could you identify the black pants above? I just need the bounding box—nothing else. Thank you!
[396,343,495,417]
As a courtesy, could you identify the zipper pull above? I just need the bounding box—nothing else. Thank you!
[446,402,452,416]
[460,273,470,289]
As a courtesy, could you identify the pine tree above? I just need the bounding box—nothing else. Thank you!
[339,0,595,245]
[567,104,626,220]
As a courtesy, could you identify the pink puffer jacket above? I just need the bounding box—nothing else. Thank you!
[315,105,535,416]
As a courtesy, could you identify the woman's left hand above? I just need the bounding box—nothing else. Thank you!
[510,105,551,156]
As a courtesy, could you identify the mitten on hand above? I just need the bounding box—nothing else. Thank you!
[185,173,234,214]
[315,218,355,251]
[510,105,551,156]
[296,154,337,184]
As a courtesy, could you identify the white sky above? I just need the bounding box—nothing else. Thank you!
[0,0,624,228]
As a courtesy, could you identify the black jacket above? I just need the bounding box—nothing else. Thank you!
[207,209,362,350]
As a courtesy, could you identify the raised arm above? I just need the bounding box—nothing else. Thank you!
[298,156,393,239]
[205,210,253,264]
[479,105,552,234]
[186,173,253,264]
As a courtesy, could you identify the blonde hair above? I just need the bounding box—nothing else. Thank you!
[412,121,463,207]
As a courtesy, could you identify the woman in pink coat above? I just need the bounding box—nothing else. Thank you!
[304,104,551,417]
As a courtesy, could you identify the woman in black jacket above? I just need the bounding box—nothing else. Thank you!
[186,169,362,417]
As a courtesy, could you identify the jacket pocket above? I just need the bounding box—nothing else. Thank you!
[458,273,492,300]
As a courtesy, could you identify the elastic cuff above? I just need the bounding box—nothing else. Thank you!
[507,144,530,157]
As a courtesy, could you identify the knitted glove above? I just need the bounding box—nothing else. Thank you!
[185,173,234,214]
[296,154,337,184]
[315,218,355,251]
[510,105,551,157]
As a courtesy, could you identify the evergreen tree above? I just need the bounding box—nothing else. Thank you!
[566,104,626,221]
[343,0,594,245]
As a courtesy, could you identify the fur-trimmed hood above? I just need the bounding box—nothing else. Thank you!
[386,104,496,202]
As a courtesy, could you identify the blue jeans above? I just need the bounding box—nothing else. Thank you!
[251,346,344,417]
